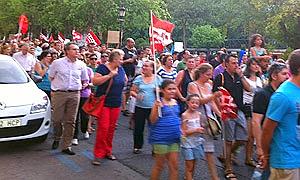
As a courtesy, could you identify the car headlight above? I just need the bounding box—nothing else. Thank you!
[30,96,49,114]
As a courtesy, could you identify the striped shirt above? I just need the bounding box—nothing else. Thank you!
[157,66,177,80]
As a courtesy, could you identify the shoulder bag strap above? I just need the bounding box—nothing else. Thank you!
[221,73,224,87]
[105,78,113,95]
[196,83,209,117]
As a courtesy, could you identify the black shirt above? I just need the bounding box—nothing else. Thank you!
[213,70,244,111]
[209,59,221,69]
[252,84,275,124]
[122,47,137,77]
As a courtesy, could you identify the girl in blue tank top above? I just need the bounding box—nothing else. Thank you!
[149,79,181,180]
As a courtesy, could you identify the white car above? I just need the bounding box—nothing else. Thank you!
[0,55,51,142]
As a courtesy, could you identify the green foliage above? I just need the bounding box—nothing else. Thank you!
[0,0,167,42]
[190,25,225,48]
[250,0,300,49]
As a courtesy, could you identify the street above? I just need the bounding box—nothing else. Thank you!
[0,114,255,180]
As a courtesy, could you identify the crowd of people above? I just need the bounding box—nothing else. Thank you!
[0,33,299,180]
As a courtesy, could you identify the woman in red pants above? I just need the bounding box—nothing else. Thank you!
[92,49,127,165]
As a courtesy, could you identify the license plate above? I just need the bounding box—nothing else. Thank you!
[0,118,21,128]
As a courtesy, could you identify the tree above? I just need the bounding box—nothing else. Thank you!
[250,0,300,49]
[190,25,225,48]
[0,0,168,43]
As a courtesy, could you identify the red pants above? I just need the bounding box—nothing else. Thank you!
[94,107,121,158]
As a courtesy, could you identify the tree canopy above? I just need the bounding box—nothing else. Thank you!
[0,0,299,49]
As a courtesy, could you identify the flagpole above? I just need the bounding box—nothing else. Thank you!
[150,11,162,117]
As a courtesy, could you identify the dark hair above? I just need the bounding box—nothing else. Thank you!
[194,63,213,80]
[288,49,300,76]
[268,63,287,82]
[162,54,172,65]
[64,42,77,51]
[219,53,227,63]
[224,54,238,64]
[243,58,260,78]
[249,34,265,48]
[38,51,51,60]
[89,53,97,58]
[186,94,200,102]
[160,79,176,90]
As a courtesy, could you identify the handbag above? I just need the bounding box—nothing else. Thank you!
[196,83,222,137]
[82,78,113,119]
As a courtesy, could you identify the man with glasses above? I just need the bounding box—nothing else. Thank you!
[49,42,88,155]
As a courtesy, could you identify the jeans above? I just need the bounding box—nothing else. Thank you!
[133,106,151,149]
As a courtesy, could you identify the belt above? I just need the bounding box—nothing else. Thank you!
[51,89,80,92]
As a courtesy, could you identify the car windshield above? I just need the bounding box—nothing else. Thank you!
[0,59,29,84]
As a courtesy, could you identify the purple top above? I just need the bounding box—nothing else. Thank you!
[213,64,225,79]
[81,67,94,97]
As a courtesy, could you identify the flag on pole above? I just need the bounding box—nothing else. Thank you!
[39,33,48,42]
[48,33,54,43]
[72,30,83,41]
[86,30,101,45]
[218,87,238,121]
[58,32,65,43]
[149,14,175,53]
[19,14,29,34]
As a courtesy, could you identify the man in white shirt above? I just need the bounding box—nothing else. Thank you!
[12,43,36,74]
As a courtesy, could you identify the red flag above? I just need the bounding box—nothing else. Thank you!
[149,14,175,53]
[72,30,82,41]
[86,30,101,45]
[19,14,29,34]
[39,33,48,42]
[48,33,54,43]
[58,32,65,43]
[218,87,238,121]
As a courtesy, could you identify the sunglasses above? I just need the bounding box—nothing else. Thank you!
[90,58,97,60]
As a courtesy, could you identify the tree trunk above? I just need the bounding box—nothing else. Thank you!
[183,20,187,49]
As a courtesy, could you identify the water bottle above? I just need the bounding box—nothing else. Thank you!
[251,165,263,180]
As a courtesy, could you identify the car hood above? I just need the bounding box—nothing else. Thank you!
[0,82,47,107]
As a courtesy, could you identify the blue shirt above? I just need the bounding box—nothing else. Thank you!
[148,104,181,145]
[95,64,126,107]
[266,81,300,168]
[132,75,162,108]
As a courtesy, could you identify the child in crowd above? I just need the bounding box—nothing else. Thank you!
[149,80,181,180]
[181,94,205,180]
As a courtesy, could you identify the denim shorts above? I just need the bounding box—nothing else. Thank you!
[181,144,204,160]
[153,143,180,155]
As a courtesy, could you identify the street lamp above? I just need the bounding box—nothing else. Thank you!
[118,1,126,47]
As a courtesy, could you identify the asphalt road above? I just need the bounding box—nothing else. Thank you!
[0,114,255,180]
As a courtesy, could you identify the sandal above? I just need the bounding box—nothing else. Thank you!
[224,169,237,180]
[245,159,257,167]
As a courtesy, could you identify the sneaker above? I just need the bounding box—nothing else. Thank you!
[92,158,102,166]
[62,147,76,155]
[122,110,130,117]
[72,139,78,146]
[133,148,141,154]
[84,132,89,139]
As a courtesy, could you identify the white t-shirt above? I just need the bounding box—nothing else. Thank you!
[243,77,263,104]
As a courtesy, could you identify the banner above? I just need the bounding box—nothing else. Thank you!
[48,33,54,43]
[19,14,29,34]
[149,13,175,53]
[85,30,101,45]
[107,31,120,44]
[58,32,65,43]
[72,30,83,41]
[39,33,48,42]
